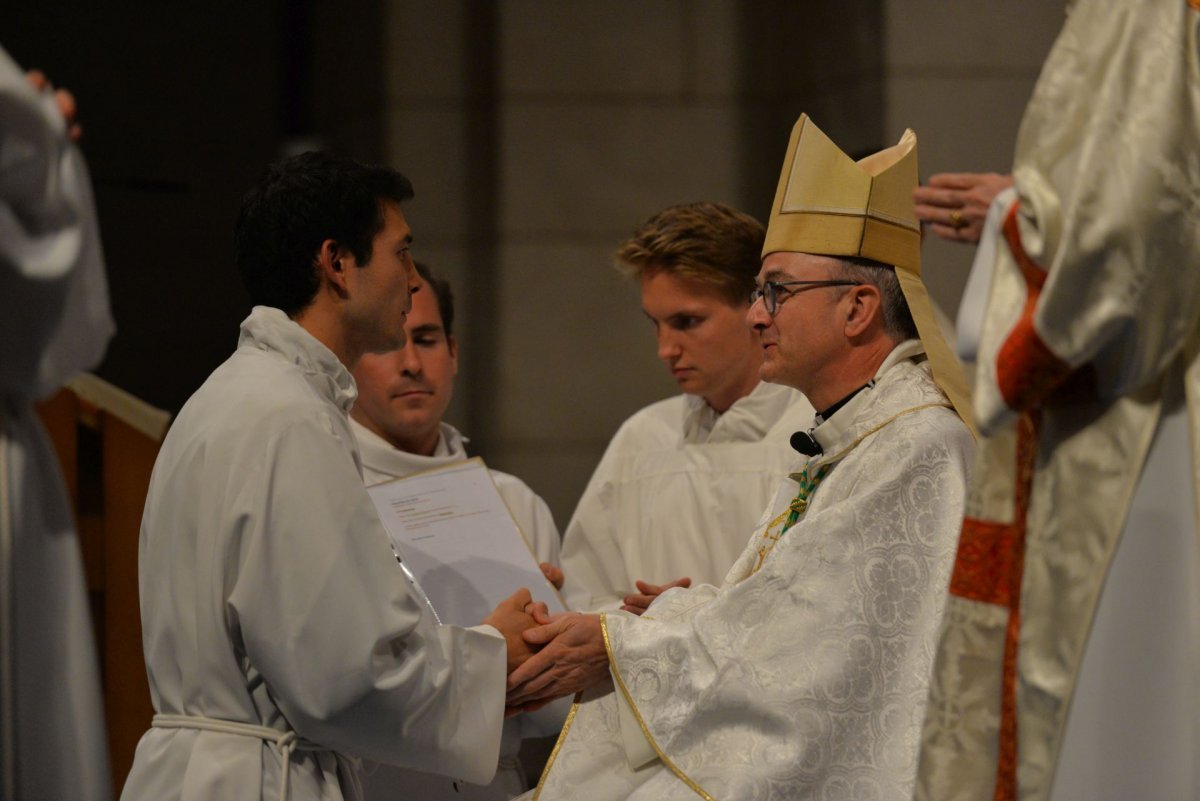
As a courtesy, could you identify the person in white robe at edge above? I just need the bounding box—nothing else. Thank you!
[0,49,113,801]
[559,202,815,614]
[349,260,568,801]
[912,2,1200,785]
[121,151,547,801]
[920,169,1200,801]
[505,114,977,801]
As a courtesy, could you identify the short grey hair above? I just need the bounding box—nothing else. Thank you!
[835,256,918,341]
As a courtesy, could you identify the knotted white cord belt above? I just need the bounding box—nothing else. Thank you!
[153,714,362,800]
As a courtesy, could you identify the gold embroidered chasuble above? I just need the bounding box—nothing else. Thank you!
[532,346,973,800]
[915,2,1200,801]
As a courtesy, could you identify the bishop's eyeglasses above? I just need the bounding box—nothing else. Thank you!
[749,280,862,316]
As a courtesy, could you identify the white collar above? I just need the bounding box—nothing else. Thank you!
[351,418,473,480]
[682,381,803,444]
[238,306,357,412]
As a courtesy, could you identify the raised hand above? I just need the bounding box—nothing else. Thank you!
[25,69,83,142]
[913,172,1013,244]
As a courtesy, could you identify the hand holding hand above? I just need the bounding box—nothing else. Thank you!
[620,577,691,616]
[481,588,540,674]
[540,562,564,590]
[913,172,1013,244]
[505,612,610,714]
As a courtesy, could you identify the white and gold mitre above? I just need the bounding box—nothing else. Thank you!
[764,114,975,435]
[763,113,919,267]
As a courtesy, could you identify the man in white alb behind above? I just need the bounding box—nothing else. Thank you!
[351,261,565,800]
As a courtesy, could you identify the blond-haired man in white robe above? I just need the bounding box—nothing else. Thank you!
[559,202,813,613]
[504,116,975,801]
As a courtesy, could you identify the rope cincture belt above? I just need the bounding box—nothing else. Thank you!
[152,713,362,800]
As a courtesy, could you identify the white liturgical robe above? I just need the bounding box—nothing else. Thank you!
[535,345,973,801]
[916,3,1200,801]
[351,419,566,801]
[121,308,508,801]
[0,45,114,801]
[560,381,814,611]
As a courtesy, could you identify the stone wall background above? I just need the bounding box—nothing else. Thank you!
[376,0,1064,522]
[8,0,1066,525]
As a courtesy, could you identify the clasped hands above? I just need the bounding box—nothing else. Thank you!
[481,589,610,717]
[482,574,691,717]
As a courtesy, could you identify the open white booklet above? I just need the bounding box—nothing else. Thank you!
[366,457,566,628]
